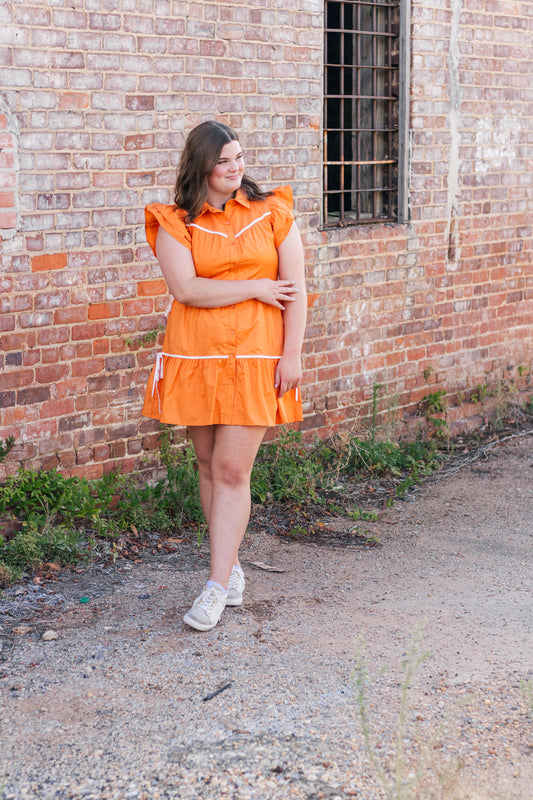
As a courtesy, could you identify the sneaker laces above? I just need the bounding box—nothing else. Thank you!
[196,586,224,614]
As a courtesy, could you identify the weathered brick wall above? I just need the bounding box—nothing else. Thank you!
[0,0,532,479]
[310,0,533,438]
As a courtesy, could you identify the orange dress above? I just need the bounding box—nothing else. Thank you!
[141,185,303,427]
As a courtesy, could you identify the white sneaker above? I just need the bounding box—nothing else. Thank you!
[226,566,245,607]
[183,584,227,631]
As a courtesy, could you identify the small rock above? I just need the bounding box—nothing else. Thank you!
[42,630,59,641]
[12,625,32,635]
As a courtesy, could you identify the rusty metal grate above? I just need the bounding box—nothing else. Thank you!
[324,0,401,226]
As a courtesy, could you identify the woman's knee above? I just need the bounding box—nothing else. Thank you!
[212,458,251,489]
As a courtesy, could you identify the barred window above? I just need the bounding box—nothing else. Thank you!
[323,0,410,227]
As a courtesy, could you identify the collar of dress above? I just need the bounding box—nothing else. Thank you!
[201,189,251,216]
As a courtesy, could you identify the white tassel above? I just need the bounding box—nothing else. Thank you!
[152,352,164,397]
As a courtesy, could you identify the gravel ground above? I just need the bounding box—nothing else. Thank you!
[0,435,532,800]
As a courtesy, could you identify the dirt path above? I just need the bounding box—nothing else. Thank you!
[0,436,532,799]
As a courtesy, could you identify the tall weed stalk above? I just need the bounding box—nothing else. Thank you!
[353,622,465,800]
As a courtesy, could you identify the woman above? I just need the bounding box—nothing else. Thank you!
[142,120,307,631]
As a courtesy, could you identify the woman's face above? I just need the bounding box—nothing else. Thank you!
[206,140,245,208]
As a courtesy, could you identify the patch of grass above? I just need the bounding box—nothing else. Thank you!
[0,467,118,536]
[251,429,334,504]
[1,521,89,570]
[0,561,22,589]
[346,437,442,483]
[104,433,205,535]
[0,431,204,583]
[0,468,122,583]
[1,422,445,583]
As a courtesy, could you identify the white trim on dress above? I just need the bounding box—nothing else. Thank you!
[185,212,272,240]
[152,350,298,410]
[234,212,272,238]
[186,223,228,238]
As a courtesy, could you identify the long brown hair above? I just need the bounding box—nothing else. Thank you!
[173,120,272,223]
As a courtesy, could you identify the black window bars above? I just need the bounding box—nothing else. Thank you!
[324,0,408,227]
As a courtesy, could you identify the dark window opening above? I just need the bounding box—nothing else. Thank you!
[324,0,409,227]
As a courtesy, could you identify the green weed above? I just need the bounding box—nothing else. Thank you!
[110,437,204,534]
[353,622,465,800]
[0,467,115,535]
[195,523,207,551]
[125,324,165,348]
[0,560,22,589]
[0,437,15,463]
[1,521,88,570]
[288,525,308,538]
[347,507,378,522]
[251,429,333,504]
[470,383,489,403]
[420,390,449,441]
[346,437,441,482]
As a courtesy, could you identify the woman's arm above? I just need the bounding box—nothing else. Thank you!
[156,227,298,310]
[274,222,307,397]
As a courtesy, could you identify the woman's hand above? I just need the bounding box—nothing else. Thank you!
[274,353,302,398]
[255,279,299,310]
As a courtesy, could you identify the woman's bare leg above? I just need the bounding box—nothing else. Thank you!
[188,424,266,588]
[187,425,215,525]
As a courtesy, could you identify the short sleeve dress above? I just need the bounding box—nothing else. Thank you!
[141,185,303,427]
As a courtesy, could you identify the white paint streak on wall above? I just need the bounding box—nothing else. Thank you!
[474,117,521,174]
[0,98,20,241]
[445,0,463,266]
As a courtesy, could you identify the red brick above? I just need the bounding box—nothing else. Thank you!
[0,368,34,391]
[124,133,154,151]
[69,463,104,479]
[40,398,76,420]
[18,386,50,405]
[71,322,106,341]
[88,302,121,319]
[122,298,153,316]
[31,253,68,272]
[53,307,88,325]
[93,444,110,461]
[125,95,155,110]
[93,338,110,355]
[71,358,105,377]
[137,279,167,297]
[35,364,69,384]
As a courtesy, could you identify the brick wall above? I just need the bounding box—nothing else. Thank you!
[0,0,532,479]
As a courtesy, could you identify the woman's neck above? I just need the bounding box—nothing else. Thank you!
[206,191,235,210]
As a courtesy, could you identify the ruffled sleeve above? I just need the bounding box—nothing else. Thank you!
[145,203,192,257]
[268,186,294,248]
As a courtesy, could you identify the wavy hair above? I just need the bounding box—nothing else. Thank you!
[173,120,272,223]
